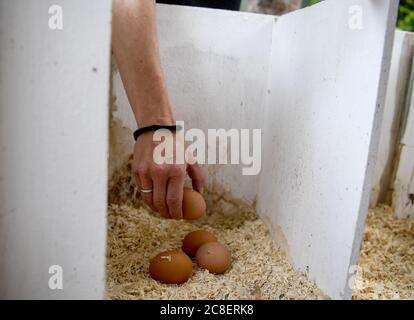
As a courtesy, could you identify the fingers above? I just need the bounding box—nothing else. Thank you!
[152,168,169,218]
[132,132,205,220]
[135,164,205,219]
[166,174,185,219]
[133,165,155,211]
[139,172,155,210]
[187,163,206,194]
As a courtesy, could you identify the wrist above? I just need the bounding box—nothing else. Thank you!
[133,123,181,141]
[136,112,176,128]
[131,84,176,127]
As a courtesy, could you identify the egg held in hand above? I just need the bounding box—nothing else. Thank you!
[182,230,217,257]
[149,250,193,284]
[182,187,206,220]
[195,242,231,274]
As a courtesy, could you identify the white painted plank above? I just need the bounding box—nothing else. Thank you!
[392,146,414,219]
[0,0,112,299]
[257,0,398,299]
[393,63,414,219]
[371,31,414,207]
[401,63,414,146]
[112,5,274,203]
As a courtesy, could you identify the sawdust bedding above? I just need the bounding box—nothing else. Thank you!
[106,161,326,300]
[106,160,413,300]
[352,205,414,300]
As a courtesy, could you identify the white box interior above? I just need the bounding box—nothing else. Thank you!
[0,0,400,299]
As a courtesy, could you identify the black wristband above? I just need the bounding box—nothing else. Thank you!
[133,124,182,141]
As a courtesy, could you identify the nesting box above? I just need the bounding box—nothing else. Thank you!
[0,0,402,299]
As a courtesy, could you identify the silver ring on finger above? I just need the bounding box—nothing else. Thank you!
[140,188,153,193]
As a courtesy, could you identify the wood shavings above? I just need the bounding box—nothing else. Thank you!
[353,205,414,300]
[106,160,326,300]
[107,160,413,300]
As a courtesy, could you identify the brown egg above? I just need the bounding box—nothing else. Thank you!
[149,250,193,284]
[195,242,231,274]
[182,230,217,257]
[182,187,206,220]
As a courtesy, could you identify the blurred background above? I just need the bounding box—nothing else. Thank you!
[241,0,414,32]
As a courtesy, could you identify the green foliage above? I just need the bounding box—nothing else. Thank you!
[303,0,322,6]
[303,0,414,32]
[398,0,414,32]
[307,0,321,5]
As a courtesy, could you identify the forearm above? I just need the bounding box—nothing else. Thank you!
[112,0,175,127]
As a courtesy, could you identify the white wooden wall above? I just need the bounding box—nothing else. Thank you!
[0,0,112,299]
[392,64,414,219]
[257,0,398,299]
[369,30,414,219]
[112,1,398,299]
[112,7,274,203]
[371,31,414,208]
[0,0,399,300]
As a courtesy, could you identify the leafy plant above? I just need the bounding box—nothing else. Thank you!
[307,0,321,5]
[302,0,322,6]
[398,0,414,32]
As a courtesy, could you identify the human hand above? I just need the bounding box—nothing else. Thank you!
[131,130,206,219]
